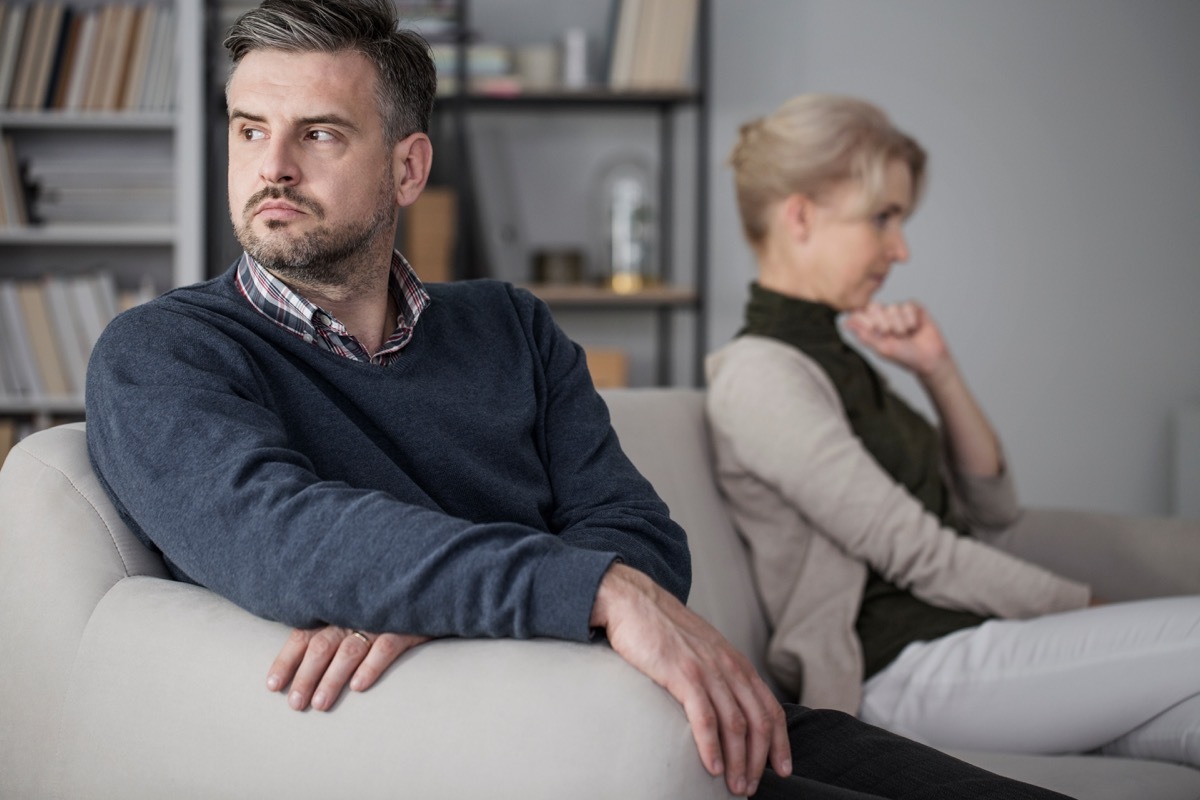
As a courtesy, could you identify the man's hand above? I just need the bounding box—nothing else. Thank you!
[844,300,950,380]
[591,563,791,797]
[266,626,430,711]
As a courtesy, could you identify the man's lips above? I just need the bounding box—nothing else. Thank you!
[255,201,306,221]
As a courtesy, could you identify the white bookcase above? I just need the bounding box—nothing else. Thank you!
[0,0,203,428]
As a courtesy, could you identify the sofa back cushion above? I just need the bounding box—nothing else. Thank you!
[601,388,774,687]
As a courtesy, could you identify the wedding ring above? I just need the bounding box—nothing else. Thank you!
[350,630,371,646]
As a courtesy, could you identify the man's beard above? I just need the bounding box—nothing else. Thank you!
[233,177,395,289]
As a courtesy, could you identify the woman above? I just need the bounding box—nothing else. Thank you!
[706,93,1200,766]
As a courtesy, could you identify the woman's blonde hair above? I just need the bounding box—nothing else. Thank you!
[728,94,927,246]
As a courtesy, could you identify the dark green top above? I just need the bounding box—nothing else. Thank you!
[740,283,985,679]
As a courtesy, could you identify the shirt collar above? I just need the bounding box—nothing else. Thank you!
[235,251,431,360]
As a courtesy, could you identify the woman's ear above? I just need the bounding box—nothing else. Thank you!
[782,192,816,243]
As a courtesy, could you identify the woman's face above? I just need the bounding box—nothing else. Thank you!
[798,160,914,311]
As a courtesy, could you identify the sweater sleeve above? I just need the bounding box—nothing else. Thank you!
[707,338,1090,620]
[512,286,691,603]
[84,302,661,642]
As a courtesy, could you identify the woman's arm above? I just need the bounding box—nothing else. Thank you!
[706,337,1089,619]
[845,301,1001,479]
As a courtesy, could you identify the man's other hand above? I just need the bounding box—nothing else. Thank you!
[590,563,792,796]
[266,625,430,711]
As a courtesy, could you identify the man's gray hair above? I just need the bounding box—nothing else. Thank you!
[224,0,436,143]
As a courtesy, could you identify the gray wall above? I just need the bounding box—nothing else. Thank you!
[708,1,1200,516]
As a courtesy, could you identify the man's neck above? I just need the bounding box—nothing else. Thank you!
[271,256,397,356]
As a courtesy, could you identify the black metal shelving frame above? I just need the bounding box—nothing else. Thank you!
[442,0,710,387]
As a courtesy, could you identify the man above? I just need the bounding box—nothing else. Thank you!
[85,1,1069,797]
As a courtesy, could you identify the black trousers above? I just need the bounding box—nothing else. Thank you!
[752,705,1075,800]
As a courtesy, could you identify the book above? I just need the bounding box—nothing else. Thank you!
[661,0,699,88]
[48,8,83,108]
[99,3,137,110]
[1,135,27,226]
[0,4,25,108]
[121,3,156,110]
[0,294,19,396]
[34,185,174,224]
[43,275,88,394]
[403,186,456,283]
[0,418,17,466]
[607,0,642,89]
[144,5,175,111]
[67,273,109,362]
[82,3,117,110]
[8,1,45,108]
[584,347,629,388]
[63,8,98,111]
[16,280,72,396]
[28,3,66,109]
[0,281,43,396]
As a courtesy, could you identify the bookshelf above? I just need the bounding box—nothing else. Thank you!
[0,0,204,452]
[432,0,711,386]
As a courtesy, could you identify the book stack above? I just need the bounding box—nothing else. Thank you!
[0,415,21,466]
[429,43,521,97]
[0,1,177,113]
[0,271,144,402]
[0,134,27,226]
[607,0,700,91]
[28,155,173,224]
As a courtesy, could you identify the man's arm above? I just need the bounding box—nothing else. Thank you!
[270,563,793,798]
[85,303,622,643]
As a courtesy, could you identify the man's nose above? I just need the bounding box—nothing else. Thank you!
[260,137,300,184]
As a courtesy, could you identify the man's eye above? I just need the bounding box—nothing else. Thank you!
[307,130,335,142]
[241,128,265,141]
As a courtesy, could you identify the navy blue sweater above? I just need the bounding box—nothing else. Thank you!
[86,265,690,642]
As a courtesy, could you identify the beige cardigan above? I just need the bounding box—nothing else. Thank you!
[705,335,1091,713]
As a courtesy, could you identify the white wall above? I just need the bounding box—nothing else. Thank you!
[708,1,1200,516]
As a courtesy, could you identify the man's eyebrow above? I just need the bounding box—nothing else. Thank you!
[227,109,360,133]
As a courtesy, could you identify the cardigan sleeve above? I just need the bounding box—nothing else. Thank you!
[706,337,1090,620]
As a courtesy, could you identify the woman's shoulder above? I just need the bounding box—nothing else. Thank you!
[707,335,836,394]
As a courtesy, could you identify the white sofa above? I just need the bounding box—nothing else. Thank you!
[2,388,1200,799]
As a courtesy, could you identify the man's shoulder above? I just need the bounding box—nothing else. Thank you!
[425,278,529,307]
[423,279,549,328]
[95,268,248,352]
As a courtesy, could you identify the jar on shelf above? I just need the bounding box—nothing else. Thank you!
[595,155,656,293]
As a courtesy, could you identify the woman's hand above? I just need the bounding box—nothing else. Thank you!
[844,301,951,381]
[848,300,1005,478]
[266,626,431,711]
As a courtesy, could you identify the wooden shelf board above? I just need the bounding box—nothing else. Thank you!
[0,110,176,130]
[438,88,700,110]
[521,283,698,307]
[0,395,85,415]
[0,224,176,245]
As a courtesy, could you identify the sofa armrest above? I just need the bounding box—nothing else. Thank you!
[993,507,1200,602]
[50,576,727,800]
[0,425,728,799]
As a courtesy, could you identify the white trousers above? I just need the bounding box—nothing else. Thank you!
[859,595,1200,767]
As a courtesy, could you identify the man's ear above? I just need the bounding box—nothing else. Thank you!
[393,132,433,208]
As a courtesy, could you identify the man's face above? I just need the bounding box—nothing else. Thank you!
[226,49,397,286]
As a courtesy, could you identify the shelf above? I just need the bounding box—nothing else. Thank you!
[440,88,702,111]
[522,283,698,308]
[0,395,85,415]
[0,224,176,245]
[0,111,176,130]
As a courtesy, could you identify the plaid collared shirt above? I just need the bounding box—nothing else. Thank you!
[234,251,430,366]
